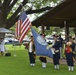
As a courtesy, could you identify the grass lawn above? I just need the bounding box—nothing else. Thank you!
[0,44,76,75]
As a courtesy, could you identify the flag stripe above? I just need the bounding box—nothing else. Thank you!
[16,20,22,39]
[16,11,31,43]
[19,23,31,42]
[19,27,30,43]
[21,20,31,34]
[21,18,28,29]
[19,23,31,43]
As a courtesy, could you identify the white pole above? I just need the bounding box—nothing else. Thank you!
[13,36,17,57]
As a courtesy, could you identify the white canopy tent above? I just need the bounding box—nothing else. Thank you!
[0,28,11,33]
[0,28,11,56]
[0,28,11,38]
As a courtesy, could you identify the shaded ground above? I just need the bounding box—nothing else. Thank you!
[47,58,76,65]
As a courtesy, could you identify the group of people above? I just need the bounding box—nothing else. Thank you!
[24,34,76,72]
[51,34,76,71]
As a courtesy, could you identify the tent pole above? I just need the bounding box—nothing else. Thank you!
[64,21,69,41]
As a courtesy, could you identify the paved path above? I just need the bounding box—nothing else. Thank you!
[47,58,76,65]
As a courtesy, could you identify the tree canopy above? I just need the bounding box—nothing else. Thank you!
[0,0,62,29]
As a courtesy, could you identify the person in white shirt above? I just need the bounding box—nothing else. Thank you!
[39,34,47,68]
[28,36,36,66]
[0,38,5,56]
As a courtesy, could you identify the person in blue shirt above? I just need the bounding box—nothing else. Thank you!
[58,34,64,59]
[52,35,61,70]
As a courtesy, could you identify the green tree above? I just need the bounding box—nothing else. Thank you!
[0,0,62,29]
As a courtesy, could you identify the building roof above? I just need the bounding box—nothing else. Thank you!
[0,28,11,33]
[32,0,76,27]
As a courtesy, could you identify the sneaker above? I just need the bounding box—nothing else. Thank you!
[30,64,33,66]
[42,63,46,68]
[32,64,35,66]
[54,65,57,69]
[42,65,46,68]
[57,65,59,70]
[71,67,74,72]
[68,66,71,71]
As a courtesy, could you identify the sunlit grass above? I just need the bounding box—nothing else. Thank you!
[0,44,76,75]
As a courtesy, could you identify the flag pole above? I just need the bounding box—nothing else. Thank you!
[20,3,26,11]
[13,34,17,57]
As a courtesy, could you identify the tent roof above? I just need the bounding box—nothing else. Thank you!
[0,28,11,33]
[32,0,76,27]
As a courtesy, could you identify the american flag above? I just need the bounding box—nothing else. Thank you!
[16,15,22,40]
[16,11,32,43]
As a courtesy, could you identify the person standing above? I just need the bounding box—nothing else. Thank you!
[52,35,60,70]
[0,38,5,56]
[28,36,36,66]
[65,36,75,71]
[58,34,64,59]
[39,34,47,68]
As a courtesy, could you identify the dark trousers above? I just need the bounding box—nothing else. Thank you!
[28,52,35,64]
[66,53,74,66]
[39,57,47,63]
[53,52,60,65]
